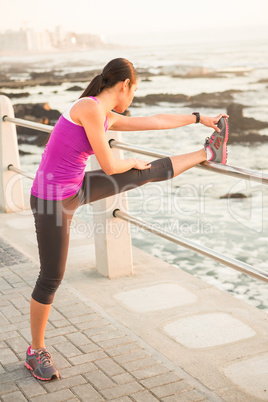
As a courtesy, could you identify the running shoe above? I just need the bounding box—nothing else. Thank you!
[204,117,229,164]
[25,346,60,381]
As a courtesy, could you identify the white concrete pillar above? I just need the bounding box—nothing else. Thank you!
[0,95,24,212]
[91,131,133,279]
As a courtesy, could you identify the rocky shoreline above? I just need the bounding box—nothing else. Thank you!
[1,63,268,147]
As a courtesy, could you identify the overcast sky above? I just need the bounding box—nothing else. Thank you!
[1,0,268,44]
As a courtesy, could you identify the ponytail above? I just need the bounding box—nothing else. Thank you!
[79,58,137,98]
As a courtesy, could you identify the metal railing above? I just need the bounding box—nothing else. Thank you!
[2,113,268,284]
[3,116,267,185]
[113,209,268,284]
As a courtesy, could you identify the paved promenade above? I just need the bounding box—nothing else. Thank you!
[1,235,216,402]
[0,210,268,401]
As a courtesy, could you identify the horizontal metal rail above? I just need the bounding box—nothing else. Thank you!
[3,116,53,133]
[3,116,268,184]
[113,209,268,284]
[7,164,35,180]
[109,139,268,185]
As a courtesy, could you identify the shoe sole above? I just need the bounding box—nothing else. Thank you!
[221,117,229,164]
[25,361,59,381]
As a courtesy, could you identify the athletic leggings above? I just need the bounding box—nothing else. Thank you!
[30,156,174,305]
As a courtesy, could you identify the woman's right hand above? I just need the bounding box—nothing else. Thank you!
[132,158,151,170]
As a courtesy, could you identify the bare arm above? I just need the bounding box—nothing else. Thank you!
[108,111,229,132]
[77,102,151,175]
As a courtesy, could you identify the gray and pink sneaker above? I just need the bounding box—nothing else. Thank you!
[204,117,229,164]
[25,346,60,381]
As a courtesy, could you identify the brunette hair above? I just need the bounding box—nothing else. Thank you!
[79,58,137,98]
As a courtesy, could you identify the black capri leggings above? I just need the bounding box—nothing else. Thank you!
[31,157,174,304]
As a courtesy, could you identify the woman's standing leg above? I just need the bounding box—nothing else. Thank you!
[27,194,78,380]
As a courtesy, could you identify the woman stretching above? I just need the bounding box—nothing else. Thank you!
[26,58,229,380]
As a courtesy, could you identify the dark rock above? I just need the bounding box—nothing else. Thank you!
[220,193,247,199]
[227,103,268,131]
[133,90,240,108]
[13,102,59,145]
[19,149,32,156]
[0,91,30,98]
[14,102,60,121]
[228,131,268,144]
[66,85,83,91]
[133,93,189,105]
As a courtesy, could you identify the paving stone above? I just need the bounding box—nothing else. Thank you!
[131,390,159,402]
[48,308,66,321]
[59,307,93,319]
[83,324,117,337]
[0,364,6,374]
[112,372,135,385]
[113,350,151,365]
[1,390,27,401]
[75,318,109,331]
[0,347,19,364]
[44,325,77,338]
[16,376,47,398]
[60,362,97,379]
[69,350,107,365]
[66,332,92,347]
[0,322,28,335]
[3,361,26,373]
[51,319,72,328]
[45,336,67,346]
[105,343,142,357]
[0,312,10,325]
[95,358,125,376]
[140,372,182,388]
[54,341,83,358]
[72,383,104,401]
[9,297,29,309]
[91,330,126,343]
[30,389,75,402]
[0,305,22,318]
[101,382,144,399]
[122,357,160,372]
[43,374,87,393]
[98,336,138,349]
[110,397,133,402]
[79,342,101,354]
[0,366,31,384]
[6,335,29,353]
[68,312,100,323]
[0,331,21,341]
[162,390,206,401]
[46,348,72,369]
[84,369,116,390]
[0,381,19,396]
[151,380,194,398]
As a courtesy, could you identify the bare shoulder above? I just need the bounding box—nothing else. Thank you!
[71,97,103,125]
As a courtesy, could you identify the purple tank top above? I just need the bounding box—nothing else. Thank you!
[31,97,108,200]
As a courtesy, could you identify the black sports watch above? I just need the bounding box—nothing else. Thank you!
[192,112,200,123]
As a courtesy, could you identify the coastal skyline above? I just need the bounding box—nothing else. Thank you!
[1,0,268,46]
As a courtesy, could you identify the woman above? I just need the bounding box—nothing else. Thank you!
[26,58,229,380]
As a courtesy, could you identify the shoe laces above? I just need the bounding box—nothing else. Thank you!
[205,135,214,145]
[36,349,52,367]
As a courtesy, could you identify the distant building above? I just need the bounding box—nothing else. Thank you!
[0,27,104,53]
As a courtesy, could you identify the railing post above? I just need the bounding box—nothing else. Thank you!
[91,131,133,279]
[0,95,24,212]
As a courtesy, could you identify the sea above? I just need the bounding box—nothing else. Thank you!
[2,38,268,311]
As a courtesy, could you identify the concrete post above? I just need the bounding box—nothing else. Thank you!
[0,95,24,212]
[91,131,133,279]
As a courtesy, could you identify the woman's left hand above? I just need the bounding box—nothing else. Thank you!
[200,114,229,132]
